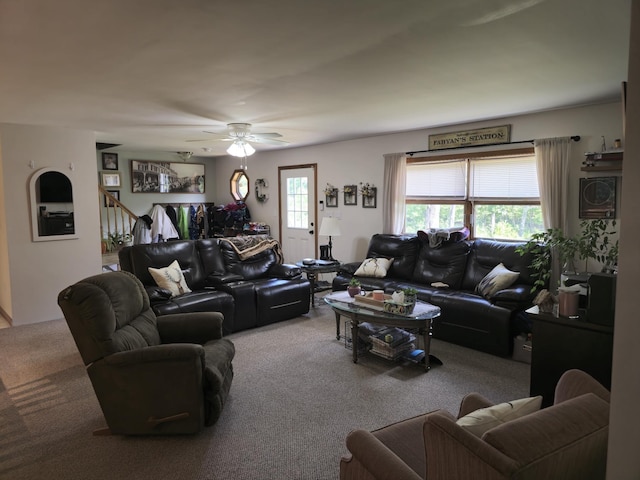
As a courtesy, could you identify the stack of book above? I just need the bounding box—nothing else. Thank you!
[369,327,415,360]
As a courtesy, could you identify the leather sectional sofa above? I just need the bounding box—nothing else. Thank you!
[119,238,311,335]
[332,234,539,356]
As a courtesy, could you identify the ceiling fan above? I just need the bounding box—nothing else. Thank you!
[188,123,289,157]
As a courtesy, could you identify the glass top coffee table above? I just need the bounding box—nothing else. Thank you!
[324,291,441,371]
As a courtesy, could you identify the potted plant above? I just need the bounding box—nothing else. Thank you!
[576,219,618,273]
[347,277,361,297]
[105,232,133,252]
[402,287,418,304]
[517,219,619,292]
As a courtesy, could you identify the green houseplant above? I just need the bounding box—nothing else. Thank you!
[347,277,361,297]
[517,219,618,292]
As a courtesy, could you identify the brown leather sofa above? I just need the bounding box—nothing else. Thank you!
[340,369,610,480]
[332,234,539,356]
[119,237,310,335]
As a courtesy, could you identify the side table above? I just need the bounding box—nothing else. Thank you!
[295,260,341,307]
[527,306,613,407]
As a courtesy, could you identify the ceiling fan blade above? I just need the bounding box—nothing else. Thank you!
[249,136,290,146]
[186,137,234,143]
[251,132,283,139]
[202,130,232,138]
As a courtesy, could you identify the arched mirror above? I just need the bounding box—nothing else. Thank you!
[230,169,250,201]
[29,168,77,241]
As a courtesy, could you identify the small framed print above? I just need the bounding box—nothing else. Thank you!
[101,172,121,187]
[102,152,119,170]
[325,188,338,207]
[579,176,617,219]
[343,185,357,205]
[104,190,120,207]
[362,187,377,208]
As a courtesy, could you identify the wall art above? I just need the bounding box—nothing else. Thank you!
[131,160,205,193]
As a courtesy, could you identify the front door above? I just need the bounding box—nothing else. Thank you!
[279,165,317,263]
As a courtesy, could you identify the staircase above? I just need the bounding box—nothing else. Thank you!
[100,186,138,271]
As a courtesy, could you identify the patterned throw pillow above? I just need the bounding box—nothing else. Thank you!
[475,263,519,298]
[354,257,394,278]
[148,260,192,297]
[456,396,543,437]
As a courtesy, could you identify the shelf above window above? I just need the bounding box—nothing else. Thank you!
[581,151,623,172]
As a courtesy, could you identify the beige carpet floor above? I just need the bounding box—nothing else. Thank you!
[0,299,529,480]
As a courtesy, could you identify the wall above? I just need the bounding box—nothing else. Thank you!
[214,101,624,264]
[0,124,101,325]
[0,136,11,322]
[607,0,640,477]
[95,150,217,221]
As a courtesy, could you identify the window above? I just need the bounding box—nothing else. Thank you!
[405,148,544,240]
[286,176,309,228]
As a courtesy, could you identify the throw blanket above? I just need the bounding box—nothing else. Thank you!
[220,235,284,263]
[417,227,470,248]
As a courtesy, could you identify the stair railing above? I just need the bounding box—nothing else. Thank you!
[99,186,138,252]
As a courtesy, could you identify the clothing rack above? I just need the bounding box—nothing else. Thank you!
[405,135,581,156]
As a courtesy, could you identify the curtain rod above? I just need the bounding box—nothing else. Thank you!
[405,135,581,156]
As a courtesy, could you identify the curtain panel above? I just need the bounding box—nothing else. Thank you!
[382,153,406,234]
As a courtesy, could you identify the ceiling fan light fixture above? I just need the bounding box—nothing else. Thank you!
[227,140,255,157]
[176,151,193,161]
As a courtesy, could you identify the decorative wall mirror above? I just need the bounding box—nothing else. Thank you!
[29,168,77,241]
[230,169,250,201]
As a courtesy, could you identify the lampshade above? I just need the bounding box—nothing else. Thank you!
[227,140,256,157]
[319,217,341,237]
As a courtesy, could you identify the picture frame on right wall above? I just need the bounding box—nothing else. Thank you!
[579,176,617,219]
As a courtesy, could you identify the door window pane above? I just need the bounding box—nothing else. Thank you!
[287,177,309,228]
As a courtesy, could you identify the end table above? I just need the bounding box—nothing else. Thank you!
[295,260,341,307]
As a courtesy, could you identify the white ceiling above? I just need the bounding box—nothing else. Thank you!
[0,0,631,157]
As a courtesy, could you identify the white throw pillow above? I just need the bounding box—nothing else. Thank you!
[475,263,519,298]
[354,257,394,278]
[148,260,192,297]
[456,396,543,437]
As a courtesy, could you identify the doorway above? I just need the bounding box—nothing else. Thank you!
[278,164,317,263]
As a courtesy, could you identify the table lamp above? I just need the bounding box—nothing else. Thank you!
[319,217,341,261]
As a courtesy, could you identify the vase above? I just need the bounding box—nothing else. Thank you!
[562,258,577,275]
[347,286,361,298]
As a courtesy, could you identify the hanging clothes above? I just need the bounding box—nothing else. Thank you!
[132,215,153,245]
[165,205,180,238]
[196,204,205,239]
[188,205,199,240]
[207,204,217,237]
[177,205,190,240]
[149,205,179,242]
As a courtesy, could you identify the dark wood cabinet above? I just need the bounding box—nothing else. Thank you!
[529,309,613,407]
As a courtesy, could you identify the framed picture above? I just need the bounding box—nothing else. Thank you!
[104,190,120,207]
[325,188,338,207]
[102,152,119,170]
[579,176,617,219]
[362,186,377,208]
[101,172,121,187]
[131,160,205,193]
[343,185,357,205]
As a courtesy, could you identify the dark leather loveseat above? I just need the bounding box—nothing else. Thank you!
[332,234,538,356]
[119,237,311,335]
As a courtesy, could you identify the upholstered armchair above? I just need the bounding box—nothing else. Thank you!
[58,271,235,435]
[340,369,610,480]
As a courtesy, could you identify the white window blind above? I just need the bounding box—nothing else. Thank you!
[406,161,467,199]
[469,156,539,200]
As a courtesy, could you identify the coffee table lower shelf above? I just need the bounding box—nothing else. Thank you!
[343,321,442,369]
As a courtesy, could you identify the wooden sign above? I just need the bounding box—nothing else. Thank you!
[429,125,511,151]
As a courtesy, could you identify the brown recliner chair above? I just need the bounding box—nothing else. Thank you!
[58,270,235,435]
[340,369,610,480]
